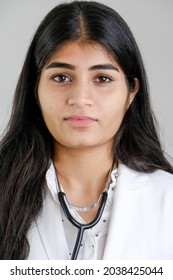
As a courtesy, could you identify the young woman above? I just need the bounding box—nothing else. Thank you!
[0,1,173,260]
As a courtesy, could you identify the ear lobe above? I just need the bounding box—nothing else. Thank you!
[127,78,140,107]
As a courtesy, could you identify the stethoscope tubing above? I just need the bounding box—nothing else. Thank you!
[58,191,108,260]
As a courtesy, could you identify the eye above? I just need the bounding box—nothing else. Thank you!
[95,75,113,83]
[51,74,71,83]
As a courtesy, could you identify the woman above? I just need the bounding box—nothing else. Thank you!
[0,1,173,260]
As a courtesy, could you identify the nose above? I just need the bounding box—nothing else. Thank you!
[67,81,94,108]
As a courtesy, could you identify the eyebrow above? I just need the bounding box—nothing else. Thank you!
[45,62,119,72]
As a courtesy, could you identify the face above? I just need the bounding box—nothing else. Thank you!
[37,41,138,151]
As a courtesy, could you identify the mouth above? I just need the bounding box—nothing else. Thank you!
[64,115,97,128]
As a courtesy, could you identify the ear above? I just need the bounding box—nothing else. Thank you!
[127,78,140,108]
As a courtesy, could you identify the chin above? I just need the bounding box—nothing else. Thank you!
[60,139,99,149]
[67,143,96,149]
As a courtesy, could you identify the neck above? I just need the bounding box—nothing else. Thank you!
[53,143,115,196]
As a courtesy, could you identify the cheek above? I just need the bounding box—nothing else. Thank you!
[37,91,66,141]
[104,93,128,120]
[38,86,59,118]
[38,96,52,120]
[101,93,128,138]
[37,94,57,132]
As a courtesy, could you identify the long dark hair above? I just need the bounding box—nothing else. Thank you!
[0,1,172,260]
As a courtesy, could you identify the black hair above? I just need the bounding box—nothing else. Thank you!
[0,0,172,259]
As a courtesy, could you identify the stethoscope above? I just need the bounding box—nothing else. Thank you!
[58,190,108,260]
[54,163,115,260]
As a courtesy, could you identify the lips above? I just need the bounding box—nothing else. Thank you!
[64,115,97,127]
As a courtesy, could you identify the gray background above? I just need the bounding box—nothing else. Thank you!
[0,0,172,163]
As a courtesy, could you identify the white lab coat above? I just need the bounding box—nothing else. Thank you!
[28,163,173,259]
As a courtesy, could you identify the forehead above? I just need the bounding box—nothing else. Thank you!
[44,41,120,69]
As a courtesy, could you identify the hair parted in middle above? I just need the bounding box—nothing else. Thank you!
[1,0,172,260]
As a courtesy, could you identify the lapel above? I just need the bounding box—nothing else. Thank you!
[36,189,70,259]
[33,163,70,259]
[103,164,151,259]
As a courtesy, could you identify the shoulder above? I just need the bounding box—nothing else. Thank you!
[117,163,173,192]
[147,169,173,197]
[149,168,173,184]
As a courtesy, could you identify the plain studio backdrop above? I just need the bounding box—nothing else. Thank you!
[0,0,173,163]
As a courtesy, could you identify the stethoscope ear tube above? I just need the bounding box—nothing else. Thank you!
[58,191,108,260]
